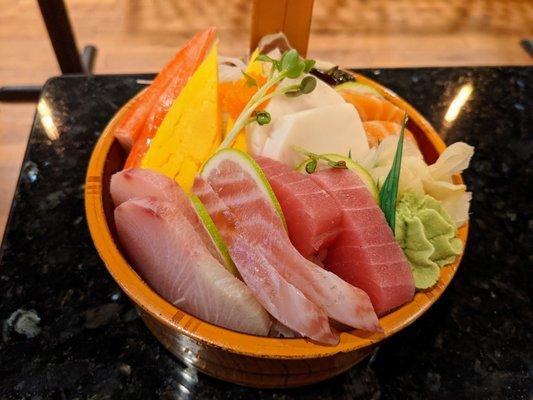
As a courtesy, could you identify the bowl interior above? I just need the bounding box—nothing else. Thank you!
[85,72,468,359]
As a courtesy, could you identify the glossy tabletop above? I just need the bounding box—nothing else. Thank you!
[0,68,531,399]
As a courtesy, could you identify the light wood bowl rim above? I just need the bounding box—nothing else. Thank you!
[85,72,468,359]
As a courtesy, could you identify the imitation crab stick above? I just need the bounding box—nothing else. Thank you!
[115,27,216,156]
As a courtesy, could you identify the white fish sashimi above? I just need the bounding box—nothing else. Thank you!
[260,103,369,167]
[246,76,345,155]
[114,197,271,336]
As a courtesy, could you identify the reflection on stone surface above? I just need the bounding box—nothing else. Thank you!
[444,83,474,124]
[37,99,59,141]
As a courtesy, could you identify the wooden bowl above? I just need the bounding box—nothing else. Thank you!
[85,72,468,388]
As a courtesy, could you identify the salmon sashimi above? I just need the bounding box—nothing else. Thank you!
[199,151,381,332]
[363,121,416,148]
[110,168,227,269]
[254,155,342,258]
[310,168,415,316]
[118,28,216,160]
[193,177,339,344]
[340,91,404,124]
[114,197,271,335]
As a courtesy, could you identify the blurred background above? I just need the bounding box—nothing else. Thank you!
[0,0,532,237]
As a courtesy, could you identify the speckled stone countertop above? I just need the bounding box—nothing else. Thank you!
[0,68,531,399]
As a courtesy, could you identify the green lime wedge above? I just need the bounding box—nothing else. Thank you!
[189,194,241,279]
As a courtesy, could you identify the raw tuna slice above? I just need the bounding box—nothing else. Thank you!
[198,151,381,332]
[310,168,415,315]
[254,156,342,258]
[110,168,226,268]
[193,178,338,344]
[114,197,271,335]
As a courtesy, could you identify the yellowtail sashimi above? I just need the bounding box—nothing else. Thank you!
[114,197,271,335]
[110,168,237,276]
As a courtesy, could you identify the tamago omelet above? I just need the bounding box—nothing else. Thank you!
[141,43,221,191]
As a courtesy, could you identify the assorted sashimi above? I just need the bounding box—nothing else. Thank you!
[193,177,338,344]
[107,29,473,345]
[114,197,271,335]
[199,150,380,332]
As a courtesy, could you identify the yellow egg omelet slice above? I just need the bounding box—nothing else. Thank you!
[141,43,221,191]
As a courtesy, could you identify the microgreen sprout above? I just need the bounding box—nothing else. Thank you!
[255,111,271,126]
[219,49,317,149]
[293,146,348,174]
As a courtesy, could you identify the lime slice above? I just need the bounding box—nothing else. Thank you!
[189,194,241,279]
[200,149,287,230]
[335,81,382,98]
[296,154,379,202]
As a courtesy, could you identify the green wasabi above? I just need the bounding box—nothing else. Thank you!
[395,192,463,289]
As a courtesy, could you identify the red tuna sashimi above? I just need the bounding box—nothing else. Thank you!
[110,168,225,267]
[193,178,338,344]
[198,154,381,332]
[254,156,342,258]
[114,28,216,153]
[114,197,271,335]
[310,168,415,315]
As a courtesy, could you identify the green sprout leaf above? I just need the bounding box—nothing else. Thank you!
[280,49,299,71]
[379,113,408,233]
[284,76,317,97]
[299,76,317,94]
[303,59,316,73]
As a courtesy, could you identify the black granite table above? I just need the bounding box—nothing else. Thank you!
[0,67,531,400]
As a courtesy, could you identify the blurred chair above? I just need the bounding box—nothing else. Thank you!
[0,0,97,103]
